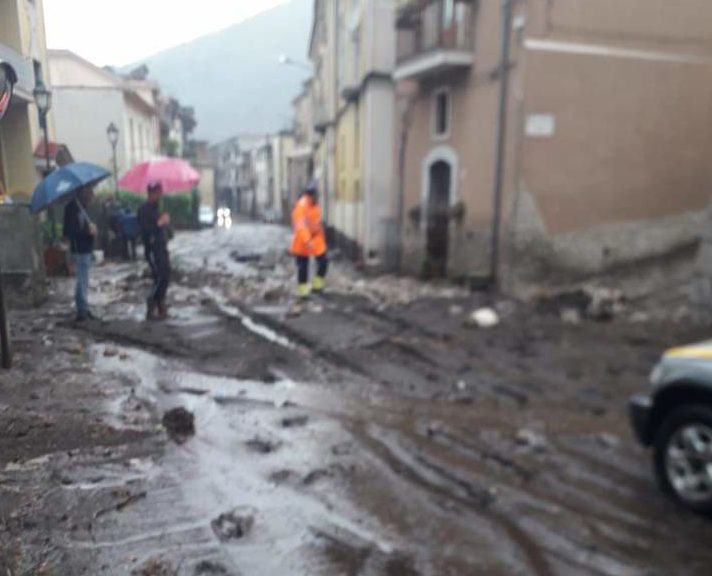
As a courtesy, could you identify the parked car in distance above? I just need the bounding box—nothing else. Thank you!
[199,205,215,228]
[630,341,712,514]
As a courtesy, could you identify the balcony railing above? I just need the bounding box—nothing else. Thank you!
[396,0,475,79]
[0,42,33,98]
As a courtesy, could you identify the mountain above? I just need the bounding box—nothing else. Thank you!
[132,0,313,143]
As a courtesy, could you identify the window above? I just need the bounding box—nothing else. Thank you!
[432,89,451,140]
[443,0,455,28]
[354,106,360,167]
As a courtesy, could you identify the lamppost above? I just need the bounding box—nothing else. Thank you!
[33,81,54,243]
[107,122,119,199]
[33,81,52,175]
[278,54,313,72]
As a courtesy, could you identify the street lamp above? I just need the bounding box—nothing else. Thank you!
[33,81,52,176]
[33,81,55,244]
[107,122,119,199]
[278,54,313,72]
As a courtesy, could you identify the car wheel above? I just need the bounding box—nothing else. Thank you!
[654,405,712,514]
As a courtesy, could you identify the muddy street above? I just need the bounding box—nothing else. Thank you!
[2,224,711,576]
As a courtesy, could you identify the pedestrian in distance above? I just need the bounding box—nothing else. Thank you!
[138,182,171,320]
[290,180,328,298]
[63,186,98,322]
[120,208,139,261]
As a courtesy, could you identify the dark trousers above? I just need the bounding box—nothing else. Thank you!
[147,246,171,304]
[296,253,328,284]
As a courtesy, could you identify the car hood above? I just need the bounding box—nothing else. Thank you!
[654,341,712,389]
[665,341,712,361]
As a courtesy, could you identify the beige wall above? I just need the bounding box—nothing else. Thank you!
[399,0,712,283]
[0,0,53,200]
[0,103,36,198]
[197,166,215,208]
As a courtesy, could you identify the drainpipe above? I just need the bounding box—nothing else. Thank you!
[396,95,415,271]
[489,0,514,290]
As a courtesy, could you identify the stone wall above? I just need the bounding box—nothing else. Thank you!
[0,205,47,308]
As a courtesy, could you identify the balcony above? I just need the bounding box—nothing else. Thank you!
[0,42,33,99]
[394,0,475,82]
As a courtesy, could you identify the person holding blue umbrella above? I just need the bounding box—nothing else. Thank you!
[31,161,110,321]
[63,186,98,321]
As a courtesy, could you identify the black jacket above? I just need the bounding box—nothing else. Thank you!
[138,201,167,256]
[63,199,94,255]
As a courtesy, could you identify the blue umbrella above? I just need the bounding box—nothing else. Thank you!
[30,162,111,214]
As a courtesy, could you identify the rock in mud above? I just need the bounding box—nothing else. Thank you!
[561,308,582,325]
[194,560,229,575]
[281,415,309,428]
[211,507,255,542]
[468,308,500,329]
[131,558,177,576]
[245,437,280,454]
[162,407,195,444]
[515,428,547,452]
[596,432,621,449]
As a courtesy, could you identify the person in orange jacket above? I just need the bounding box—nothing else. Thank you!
[290,180,328,298]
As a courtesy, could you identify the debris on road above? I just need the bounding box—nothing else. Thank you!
[131,558,177,576]
[538,286,626,322]
[515,427,548,452]
[103,346,119,358]
[194,560,229,575]
[211,507,255,542]
[468,307,500,329]
[246,436,280,454]
[162,407,195,444]
[281,415,309,428]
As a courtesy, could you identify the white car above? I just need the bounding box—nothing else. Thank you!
[199,205,215,227]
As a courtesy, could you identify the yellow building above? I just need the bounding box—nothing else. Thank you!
[310,0,397,265]
[0,0,54,202]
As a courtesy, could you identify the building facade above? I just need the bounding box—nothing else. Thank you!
[0,0,52,304]
[271,130,295,222]
[396,0,712,288]
[287,82,316,212]
[0,0,54,201]
[309,0,398,265]
[48,50,160,191]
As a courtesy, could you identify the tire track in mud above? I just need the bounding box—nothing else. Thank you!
[417,423,674,573]
[344,421,555,576]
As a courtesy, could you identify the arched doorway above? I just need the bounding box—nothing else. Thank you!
[426,160,452,278]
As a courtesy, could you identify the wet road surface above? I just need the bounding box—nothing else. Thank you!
[2,224,711,575]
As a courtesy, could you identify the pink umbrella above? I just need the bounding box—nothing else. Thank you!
[119,157,201,194]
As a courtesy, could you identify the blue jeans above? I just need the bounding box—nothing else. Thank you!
[73,253,92,317]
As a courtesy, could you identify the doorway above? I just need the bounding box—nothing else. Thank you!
[426,160,451,278]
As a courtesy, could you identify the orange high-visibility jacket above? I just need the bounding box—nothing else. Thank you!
[290,195,327,257]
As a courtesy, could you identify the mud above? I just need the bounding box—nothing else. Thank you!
[2,224,712,575]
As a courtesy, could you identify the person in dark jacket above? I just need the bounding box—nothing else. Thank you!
[138,182,171,320]
[63,186,97,321]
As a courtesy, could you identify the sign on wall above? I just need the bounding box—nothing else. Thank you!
[526,114,556,138]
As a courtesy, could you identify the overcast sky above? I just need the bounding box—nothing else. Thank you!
[44,0,289,67]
